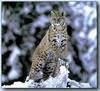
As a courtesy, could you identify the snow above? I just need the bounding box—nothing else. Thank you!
[2,65,91,88]
[2,8,10,26]
[2,75,8,83]
[6,46,22,80]
[79,31,85,39]
[89,72,97,88]
[33,15,50,28]
[88,28,97,41]
[88,9,96,26]
[8,68,20,80]
[21,6,31,15]
[66,53,73,64]
[7,46,21,66]
[80,83,91,88]
[36,3,52,14]
[68,2,76,6]
[2,82,27,88]
[30,26,36,34]
[83,5,93,17]
[3,32,15,43]
[70,61,81,75]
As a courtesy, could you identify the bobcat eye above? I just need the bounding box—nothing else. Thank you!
[53,17,56,21]
[57,19,60,22]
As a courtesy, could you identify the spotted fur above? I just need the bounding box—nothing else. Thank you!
[29,10,69,82]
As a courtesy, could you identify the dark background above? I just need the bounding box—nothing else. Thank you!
[1,1,97,88]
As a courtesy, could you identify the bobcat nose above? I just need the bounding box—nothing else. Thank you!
[55,23,60,26]
[56,25,62,30]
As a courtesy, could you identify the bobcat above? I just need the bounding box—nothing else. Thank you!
[28,10,69,82]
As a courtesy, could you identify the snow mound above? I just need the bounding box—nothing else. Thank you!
[2,66,91,88]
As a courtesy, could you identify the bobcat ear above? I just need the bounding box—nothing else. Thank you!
[51,11,54,16]
[51,11,56,17]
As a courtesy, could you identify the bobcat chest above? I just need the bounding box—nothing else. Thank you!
[46,50,56,61]
[50,33,66,48]
[55,34,64,47]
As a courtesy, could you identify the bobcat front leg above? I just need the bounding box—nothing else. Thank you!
[29,57,45,82]
[60,47,69,69]
[52,61,60,78]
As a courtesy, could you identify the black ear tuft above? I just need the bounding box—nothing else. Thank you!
[61,12,65,16]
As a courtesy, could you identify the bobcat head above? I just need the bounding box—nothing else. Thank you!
[50,10,69,30]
